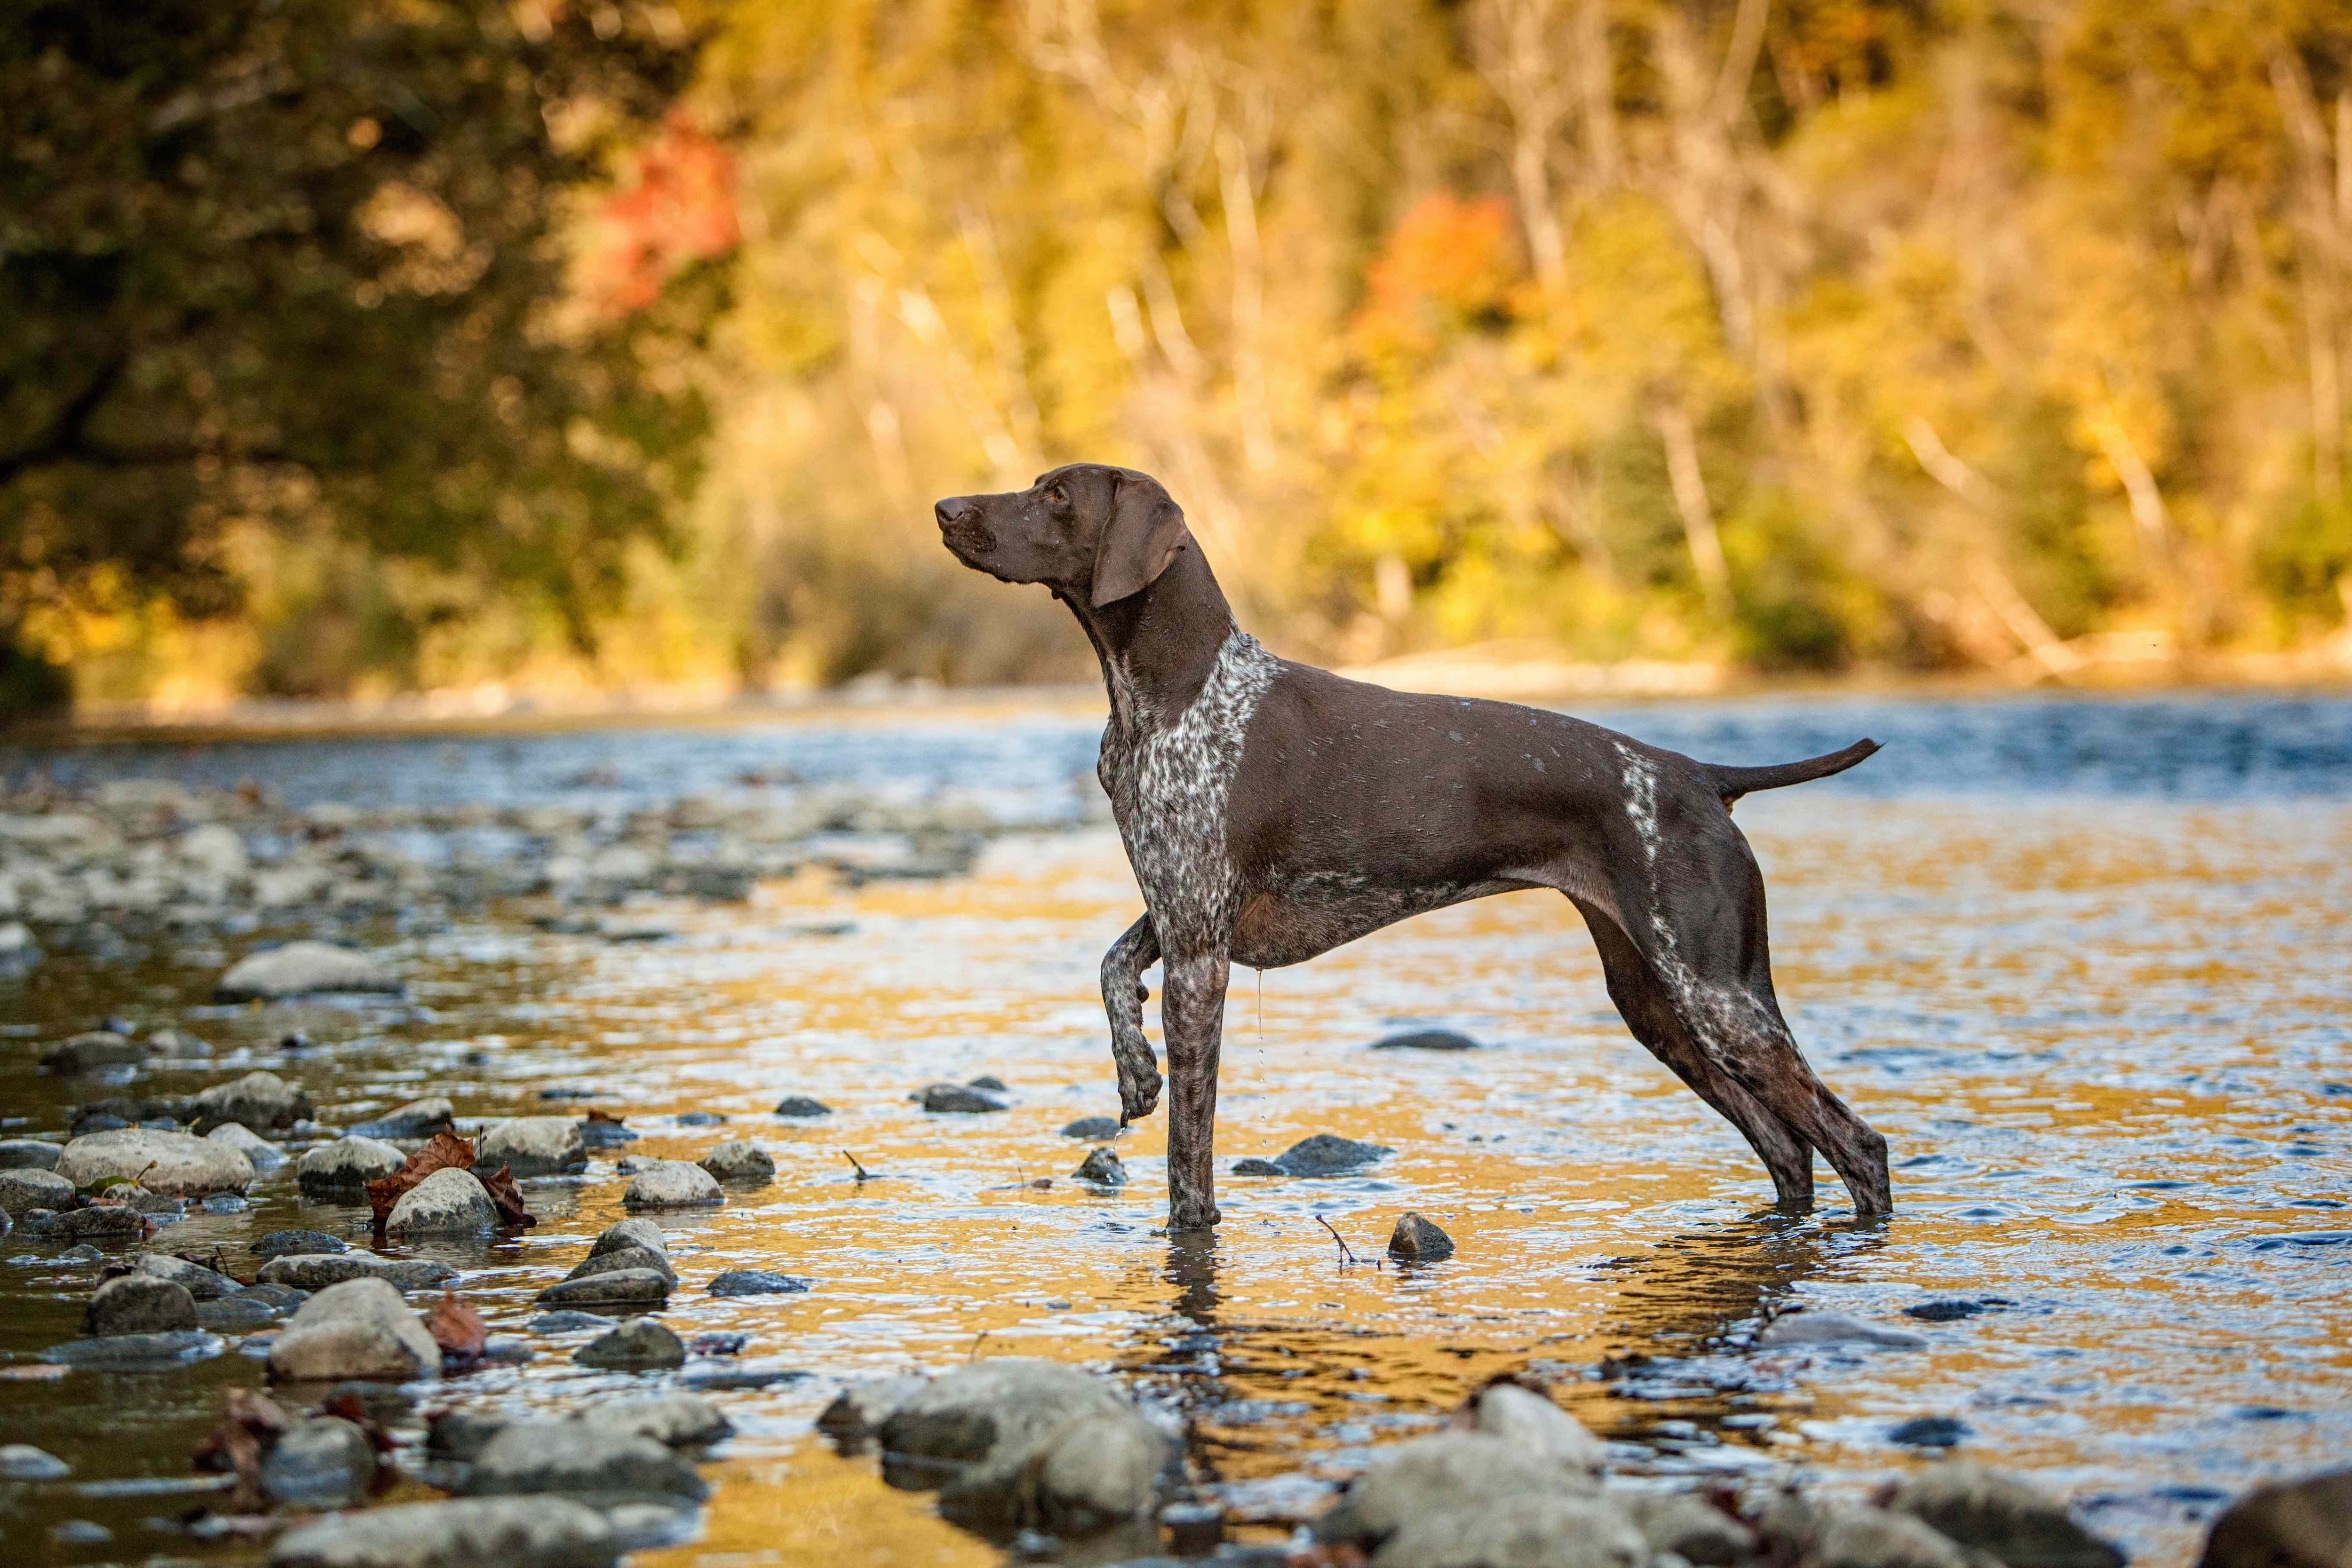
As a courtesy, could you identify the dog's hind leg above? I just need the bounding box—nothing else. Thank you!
[1101,915,1164,1124]
[1572,898,1815,1206]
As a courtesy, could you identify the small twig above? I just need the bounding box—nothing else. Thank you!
[842,1150,874,1183]
[968,1330,990,1361]
[1317,1214,1360,1266]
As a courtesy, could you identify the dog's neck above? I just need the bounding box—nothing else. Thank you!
[1060,547,1236,734]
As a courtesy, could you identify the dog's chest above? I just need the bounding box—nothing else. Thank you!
[1098,629,1279,944]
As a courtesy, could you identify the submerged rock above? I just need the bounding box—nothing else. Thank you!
[1073,1147,1129,1186]
[921,1082,1010,1114]
[622,1161,723,1211]
[384,1168,498,1238]
[264,1416,378,1507]
[1272,1133,1391,1176]
[297,1137,407,1196]
[1756,1311,1927,1350]
[85,1273,199,1335]
[267,1276,442,1382]
[772,1096,831,1118]
[1885,1462,2123,1568]
[1388,1212,1454,1262]
[191,1070,312,1132]
[1370,1029,1482,1052]
[27,1205,151,1242]
[55,1127,253,1196]
[257,1252,456,1291]
[42,1329,224,1369]
[537,1269,671,1308]
[254,1228,347,1258]
[595,1393,732,1448]
[0,1443,70,1479]
[206,1121,288,1171]
[578,1115,638,1150]
[270,1496,614,1568]
[216,940,399,1000]
[463,1418,707,1501]
[1231,1158,1285,1176]
[2200,1469,2352,1568]
[1061,1116,1122,1140]
[477,1117,587,1178]
[198,1295,281,1331]
[574,1317,685,1370]
[348,1098,456,1141]
[39,1030,146,1074]
[699,1140,774,1184]
[707,1269,810,1297]
[0,1138,64,1171]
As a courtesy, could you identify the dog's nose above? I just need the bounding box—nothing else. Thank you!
[935,496,976,527]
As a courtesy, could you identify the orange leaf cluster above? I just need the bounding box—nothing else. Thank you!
[425,1289,488,1362]
[364,1131,535,1231]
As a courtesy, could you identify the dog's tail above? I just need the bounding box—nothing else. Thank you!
[1700,738,1881,809]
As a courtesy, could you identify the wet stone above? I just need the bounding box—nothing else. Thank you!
[267,1276,442,1382]
[921,1082,1010,1114]
[773,1096,831,1117]
[594,1392,732,1447]
[707,1269,810,1297]
[191,1069,313,1132]
[537,1269,671,1308]
[215,940,399,1001]
[86,1273,199,1335]
[136,1251,243,1299]
[0,1138,64,1171]
[1628,1493,1758,1566]
[699,1140,774,1184]
[566,1243,676,1285]
[1905,1299,1995,1322]
[384,1167,498,1238]
[1756,1312,1928,1350]
[0,1442,70,1479]
[264,1416,378,1507]
[1885,1462,2124,1568]
[1073,1146,1129,1185]
[530,1311,611,1334]
[39,1030,146,1074]
[297,1137,408,1196]
[1061,1116,1122,1140]
[575,1316,686,1370]
[1820,1507,1976,1568]
[348,1097,456,1141]
[257,1252,456,1291]
[677,1110,726,1126]
[270,1495,615,1568]
[428,1408,513,1460]
[463,1418,708,1501]
[42,1329,224,1369]
[623,1160,723,1211]
[1387,1212,1455,1262]
[198,1294,282,1331]
[589,1218,668,1259]
[1271,1133,1391,1176]
[1313,1432,1604,1552]
[1462,1382,1606,1472]
[477,1116,588,1178]
[254,1228,348,1258]
[0,1166,74,1213]
[1231,1158,1285,1177]
[55,1127,253,1196]
[578,1116,638,1149]
[1370,1028,1482,1051]
[1889,1416,1972,1448]
[207,1121,288,1171]
[241,1282,310,1310]
[2200,1469,2352,1568]
[25,1205,153,1243]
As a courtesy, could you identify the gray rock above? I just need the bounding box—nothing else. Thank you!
[707,1269,810,1297]
[1315,1433,1601,1550]
[0,1166,74,1213]
[135,1251,244,1300]
[0,920,42,979]
[428,1409,513,1460]
[1273,1134,1391,1176]
[537,1269,672,1308]
[1756,1312,1928,1350]
[578,1115,637,1150]
[817,1374,929,1451]
[85,1273,199,1335]
[198,1294,281,1330]
[1819,1507,1975,1568]
[216,941,399,1000]
[699,1139,774,1184]
[1376,1493,1646,1568]
[55,1127,253,1196]
[348,1097,456,1140]
[0,1138,63,1171]
[464,1418,707,1501]
[39,1030,146,1074]
[258,1251,457,1291]
[267,1276,442,1382]
[0,1443,70,1479]
[191,1070,312,1132]
[622,1160,723,1210]
[1073,1147,1129,1185]
[384,1167,498,1238]
[241,1281,310,1310]
[922,1082,1010,1113]
[566,1243,676,1285]
[575,1316,685,1370]
[477,1117,588,1177]
[147,1025,214,1058]
[594,1393,732,1447]
[206,1121,288,1171]
[773,1096,831,1117]
[878,1357,1173,1535]
[41,1329,223,1368]
[530,1311,612,1334]
[1061,1116,1122,1140]
[1370,1029,1482,1052]
[1388,1212,1454,1262]
[1461,1383,1605,1473]
[1885,1464,2124,1568]
[270,1496,614,1568]
[296,1136,407,1196]
[588,1218,668,1259]
[2199,1469,2352,1568]
[1627,1493,1758,1566]
[254,1228,347,1258]
[676,1109,726,1126]
[31,1204,152,1241]
[1231,1158,1286,1176]
[264,1417,378,1507]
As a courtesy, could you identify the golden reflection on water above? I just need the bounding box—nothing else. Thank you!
[409,795,2352,1568]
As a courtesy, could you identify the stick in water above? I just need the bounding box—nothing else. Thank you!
[1317,1213,1359,1266]
[842,1150,873,1183]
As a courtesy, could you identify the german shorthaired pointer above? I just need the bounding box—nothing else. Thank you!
[937,464,1891,1231]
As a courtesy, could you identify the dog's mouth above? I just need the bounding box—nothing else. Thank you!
[938,517,997,562]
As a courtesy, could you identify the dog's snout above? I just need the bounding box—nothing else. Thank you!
[935,496,977,527]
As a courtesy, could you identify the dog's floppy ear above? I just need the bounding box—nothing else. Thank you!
[1090,471,1192,607]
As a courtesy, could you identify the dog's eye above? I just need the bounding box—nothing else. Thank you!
[1045,485,1067,507]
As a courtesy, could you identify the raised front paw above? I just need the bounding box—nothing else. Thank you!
[1119,1068,1162,1125]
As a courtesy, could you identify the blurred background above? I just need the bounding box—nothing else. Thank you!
[9,0,2352,723]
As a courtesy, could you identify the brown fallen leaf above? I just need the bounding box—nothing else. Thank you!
[317,1392,397,1489]
[424,1289,488,1362]
[475,1163,536,1230]
[364,1130,477,1227]
[193,1387,290,1513]
[585,1107,622,1123]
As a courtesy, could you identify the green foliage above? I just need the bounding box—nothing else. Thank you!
[1722,491,1879,672]
[2257,497,2352,627]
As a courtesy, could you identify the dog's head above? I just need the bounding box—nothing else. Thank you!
[935,464,1192,607]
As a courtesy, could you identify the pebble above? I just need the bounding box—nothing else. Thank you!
[476,1117,588,1177]
[699,1140,774,1184]
[254,1228,348,1258]
[1061,1116,1122,1140]
[85,1273,199,1335]
[348,1097,456,1140]
[264,1416,379,1507]
[296,1136,409,1196]
[257,1252,456,1291]
[267,1276,443,1382]
[772,1095,831,1117]
[0,1442,71,1479]
[1387,1211,1455,1262]
[1073,1147,1129,1185]
[921,1082,1010,1114]
[574,1316,686,1370]
[0,1138,64,1171]
[707,1269,811,1297]
[1271,1133,1391,1176]
[622,1161,723,1211]
[1370,1028,1482,1051]
[1755,1312,1928,1350]
[384,1167,499,1238]
[54,1127,253,1196]
[215,940,399,1001]
[270,1496,614,1568]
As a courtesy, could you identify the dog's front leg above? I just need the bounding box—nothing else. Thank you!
[1160,946,1231,1231]
[1100,915,1163,1124]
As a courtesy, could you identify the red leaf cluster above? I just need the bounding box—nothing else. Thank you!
[424,1289,488,1362]
[363,1132,535,1232]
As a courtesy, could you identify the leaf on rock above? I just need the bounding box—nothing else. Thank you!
[193,1387,290,1513]
[585,1108,622,1123]
[364,1131,477,1227]
[424,1289,488,1362]
[476,1163,537,1230]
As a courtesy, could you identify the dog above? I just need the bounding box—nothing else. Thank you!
[937,463,1891,1231]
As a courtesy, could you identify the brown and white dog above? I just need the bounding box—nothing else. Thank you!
[937,464,1890,1232]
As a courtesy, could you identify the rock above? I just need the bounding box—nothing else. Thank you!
[1315,1433,1601,1551]
[477,1117,588,1178]
[0,1138,63,1171]
[0,920,42,979]
[1905,1299,1990,1322]
[877,1357,1173,1535]
[1461,1383,1606,1472]
[922,1082,1010,1113]
[55,1127,253,1196]
[136,1251,244,1300]
[270,1496,614,1568]
[1061,1116,1122,1140]
[1756,1312,1928,1350]
[179,822,249,879]
[1232,1158,1286,1176]
[199,1295,281,1330]
[32,1205,151,1241]
[348,1097,456,1140]
[428,1409,513,1460]
[578,1115,637,1149]
[575,1316,685,1370]
[773,1096,831,1117]
[1885,1464,2124,1568]
[41,1329,223,1369]
[463,1418,707,1501]
[1628,1493,1758,1566]
[1073,1147,1129,1185]
[530,1311,611,1334]
[699,1140,773,1184]
[40,1030,146,1074]
[1819,1507,1976,1568]
[0,1166,75,1213]
[676,1109,726,1126]
[296,1136,407,1196]
[537,1269,672,1308]
[216,940,399,1000]
[1388,1212,1454,1262]
[384,1167,498,1238]
[148,1025,213,1058]
[1273,1134,1391,1176]
[589,1218,667,1259]
[818,1375,930,1452]
[1371,1029,1482,1052]
[119,1185,183,1215]
[594,1393,732,1447]
[206,1122,288,1171]
[1375,1492,1647,1568]
[267,1276,442,1382]
[1891,1416,1972,1448]
[623,1160,723,1210]
[264,1417,378,1507]
[254,1228,347,1258]
[86,1272,200,1336]
[0,1443,70,1479]
[2199,1469,2352,1568]
[566,1244,676,1285]
[707,1269,810,1297]
[258,1252,453,1291]
[191,1070,312,1132]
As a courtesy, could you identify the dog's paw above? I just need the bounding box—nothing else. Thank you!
[1119,1071,1162,1124]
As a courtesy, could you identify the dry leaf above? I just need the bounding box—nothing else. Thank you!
[584,1108,622,1123]
[424,1289,488,1362]
[364,1131,476,1227]
[318,1392,397,1483]
[475,1163,536,1230]
[193,1387,290,1513]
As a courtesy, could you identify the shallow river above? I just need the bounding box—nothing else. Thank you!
[3,690,2350,1568]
